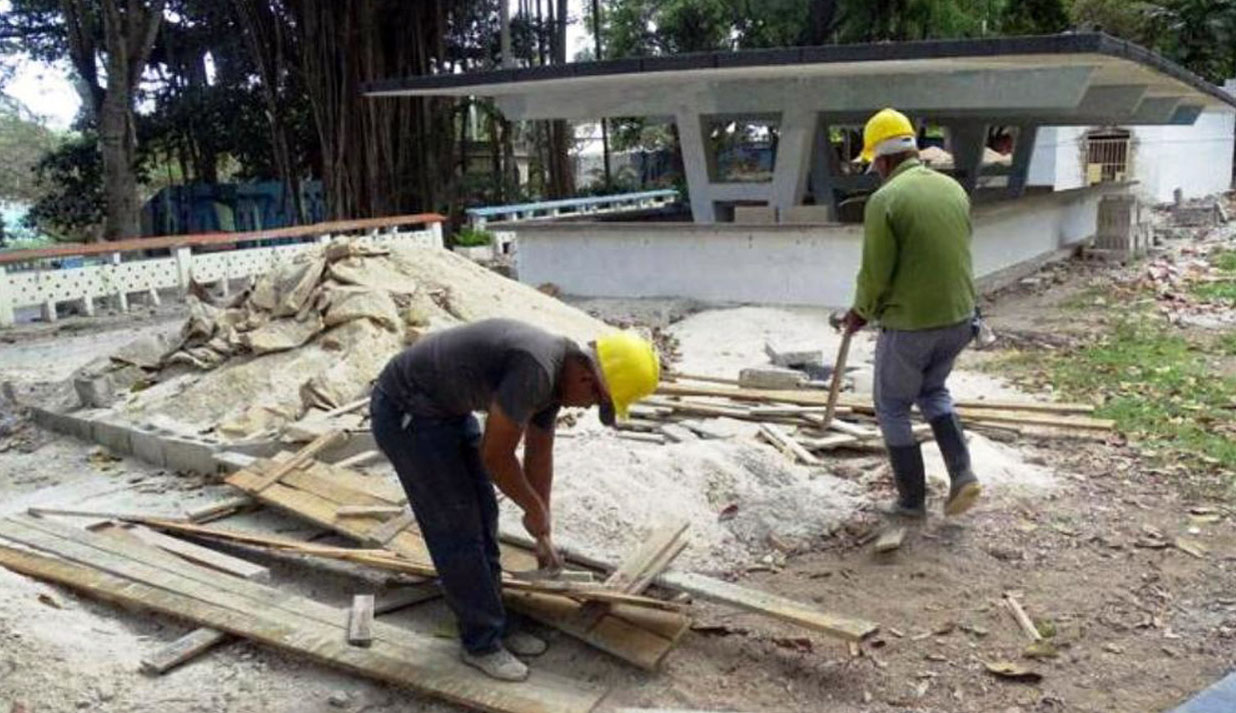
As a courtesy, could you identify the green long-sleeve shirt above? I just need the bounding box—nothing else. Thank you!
[852,158,976,331]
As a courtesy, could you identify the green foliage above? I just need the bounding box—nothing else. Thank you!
[1001,0,1070,34]
[25,134,106,241]
[454,226,494,247]
[1145,0,1236,83]
[0,98,60,205]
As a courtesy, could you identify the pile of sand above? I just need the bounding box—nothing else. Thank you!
[110,241,610,438]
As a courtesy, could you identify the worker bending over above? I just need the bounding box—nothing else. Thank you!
[371,318,659,681]
[842,108,983,519]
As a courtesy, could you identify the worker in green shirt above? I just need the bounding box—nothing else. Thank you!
[841,108,983,519]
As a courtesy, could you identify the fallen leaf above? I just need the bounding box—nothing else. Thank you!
[37,593,61,609]
[717,503,739,522]
[1174,537,1208,559]
[1023,640,1059,659]
[772,636,813,653]
[985,660,1043,683]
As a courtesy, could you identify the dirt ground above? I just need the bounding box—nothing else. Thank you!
[1,241,1235,713]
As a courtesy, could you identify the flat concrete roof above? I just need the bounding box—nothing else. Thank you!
[364,34,1236,126]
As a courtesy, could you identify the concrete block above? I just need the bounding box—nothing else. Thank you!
[781,205,833,224]
[92,420,133,456]
[61,413,96,442]
[129,428,168,468]
[739,366,807,390]
[73,375,115,408]
[733,206,777,224]
[162,436,218,475]
[764,341,823,368]
[1174,204,1220,227]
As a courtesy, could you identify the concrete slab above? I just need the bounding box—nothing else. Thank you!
[92,420,133,456]
[162,436,218,475]
[1170,671,1236,713]
[129,428,168,468]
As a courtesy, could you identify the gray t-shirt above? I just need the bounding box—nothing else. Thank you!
[377,319,570,429]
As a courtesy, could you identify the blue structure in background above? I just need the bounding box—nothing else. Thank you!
[141,181,327,237]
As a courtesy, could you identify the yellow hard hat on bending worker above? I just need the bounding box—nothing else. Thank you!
[860,107,917,163]
[592,331,661,424]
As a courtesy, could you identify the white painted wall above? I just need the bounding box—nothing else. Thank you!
[510,185,1118,307]
[1027,113,1234,203]
[1129,111,1235,203]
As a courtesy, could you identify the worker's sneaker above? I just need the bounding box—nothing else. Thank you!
[503,631,548,657]
[461,646,529,682]
[945,476,982,517]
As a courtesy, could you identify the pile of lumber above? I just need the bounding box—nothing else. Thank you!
[607,375,1112,461]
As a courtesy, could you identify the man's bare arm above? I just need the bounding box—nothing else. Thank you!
[524,422,555,512]
[481,403,550,537]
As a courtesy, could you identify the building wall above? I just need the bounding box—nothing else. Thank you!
[509,185,1119,308]
[1028,112,1234,203]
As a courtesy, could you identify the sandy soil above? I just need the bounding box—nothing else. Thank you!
[2,233,1235,713]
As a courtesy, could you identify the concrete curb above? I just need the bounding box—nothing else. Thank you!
[31,407,228,476]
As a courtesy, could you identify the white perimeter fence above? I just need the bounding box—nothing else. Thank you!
[0,214,445,327]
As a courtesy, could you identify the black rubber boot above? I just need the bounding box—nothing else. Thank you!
[880,443,927,518]
[930,413,982,516]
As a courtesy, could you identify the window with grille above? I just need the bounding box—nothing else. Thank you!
[1085,129,1131,184]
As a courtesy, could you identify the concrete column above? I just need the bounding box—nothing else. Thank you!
[81,295,95,317]
[41,298,57,323]
[428,220,444,249]
[770,108,816,220]
[110,252,128,313]
[0,267,14,328]
[675,111,716,223]
[148,287,162,306]
[1007,124,1039,198]
[174,247,193,292]
[947,122,988,194]
[317,232,332,245]
[810,119,843,221]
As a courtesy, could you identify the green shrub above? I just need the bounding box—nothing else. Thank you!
[454,227,493,247]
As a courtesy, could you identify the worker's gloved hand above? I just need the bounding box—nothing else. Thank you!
[842,309,867,335]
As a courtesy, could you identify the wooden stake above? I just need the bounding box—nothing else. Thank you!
[1003,592,1042,641]
[251,430,347,492]
[347,594,375,647]
[757,424,822,466]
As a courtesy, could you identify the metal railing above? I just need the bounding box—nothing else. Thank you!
[466,189,679,229]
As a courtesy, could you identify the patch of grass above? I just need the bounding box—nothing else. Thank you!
[1193,279,1236,304]
[1213,249,1236,273]
[999,319,1236,476]
[1059,285,1108,311]
[1218,332,1236,356]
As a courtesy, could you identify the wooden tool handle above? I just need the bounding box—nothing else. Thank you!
[822,330,853,429]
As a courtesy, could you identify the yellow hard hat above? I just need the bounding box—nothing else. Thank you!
[594,331,660,425]
[861,108,916,163]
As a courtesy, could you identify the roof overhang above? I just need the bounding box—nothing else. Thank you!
[364,34,1236,127]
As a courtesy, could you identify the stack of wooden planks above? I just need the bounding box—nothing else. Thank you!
[0,514,607,713]
[613,376,1113,461]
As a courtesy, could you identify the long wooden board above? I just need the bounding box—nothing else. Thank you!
[654,571,878,641]
[226,458,689,669]
[0,520,604,713]
[656,383,1097,417]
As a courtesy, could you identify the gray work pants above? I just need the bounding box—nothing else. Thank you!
[873,319,974,447]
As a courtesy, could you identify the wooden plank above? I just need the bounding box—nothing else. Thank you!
[628,539,689,595]
[0,530,605,713]
[125,525,271,582]
[187,496,255,523]
[228,461,689,669]
[606,521,690,594]
[250,430,347,492]
[955,408,1114,431]
[757,424,823,466]
[336,505,406,519]
[28,507,184,521]
[365,509,417,546]
[347,594,375,647]
[655,571,878,642]
[375,584,442,616]
[656,383,1096,416]
[141,627,230,675]
[334,450,383,470]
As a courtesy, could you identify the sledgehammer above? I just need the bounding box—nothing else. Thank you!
[824,311,853,429]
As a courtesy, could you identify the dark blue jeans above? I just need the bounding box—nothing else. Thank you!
[369,388,506,654]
